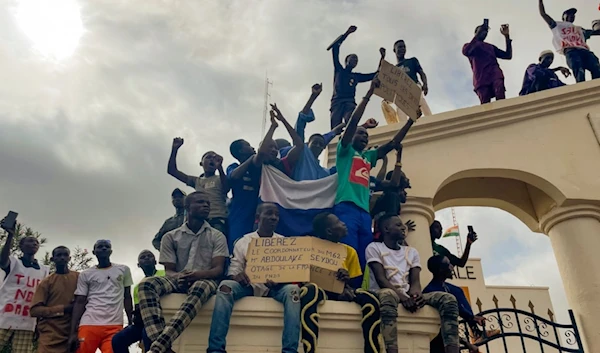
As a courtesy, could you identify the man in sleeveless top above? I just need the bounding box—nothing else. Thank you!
[539,1,600,82]
[0,218,49,353]
[168,137,230,236]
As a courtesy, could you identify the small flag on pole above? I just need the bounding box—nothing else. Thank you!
[442,225,460,238]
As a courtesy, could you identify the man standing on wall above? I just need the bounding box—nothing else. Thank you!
[393,39,432,116]
[463,22,513,104]
[0,216,49,353]
[329,25,385,129]
[538,1,600,82]
[31,246,79,353]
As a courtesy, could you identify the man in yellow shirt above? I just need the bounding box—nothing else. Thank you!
[300,213,382,353]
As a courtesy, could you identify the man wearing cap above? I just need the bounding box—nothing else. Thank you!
[152,188,186,251]
[539,0,600,82]
[519,50,571,96]
[462,22,512,104]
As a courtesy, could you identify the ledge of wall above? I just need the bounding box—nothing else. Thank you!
[161,294,441,353]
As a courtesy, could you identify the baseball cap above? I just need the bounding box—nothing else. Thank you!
[172,188,186,197]
[563,8,577,16]
[539,50,554,60]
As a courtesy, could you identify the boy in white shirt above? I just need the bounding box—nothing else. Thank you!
[206,203,301,353]
[365,214,460,353]
[68,240,134,353]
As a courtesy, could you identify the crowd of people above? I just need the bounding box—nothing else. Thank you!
[0,3,598,353]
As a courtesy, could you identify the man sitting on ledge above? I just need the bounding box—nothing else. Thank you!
[138,191,229,353]
[300,212,382,353]
[366,214,460,353]
[207,203,301,353]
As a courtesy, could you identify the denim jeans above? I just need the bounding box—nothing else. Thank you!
[207,280,301,353]
[111,324,151,353]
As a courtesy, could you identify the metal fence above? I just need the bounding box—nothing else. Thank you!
[459,295,584,353]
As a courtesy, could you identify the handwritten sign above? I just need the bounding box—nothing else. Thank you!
[246,236,347,293]
[3,273,42,317]
[374,60,422,120]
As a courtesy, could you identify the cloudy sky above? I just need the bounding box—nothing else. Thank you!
[1,0,597,323]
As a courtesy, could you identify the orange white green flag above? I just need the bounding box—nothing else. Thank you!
[442,225,460,238]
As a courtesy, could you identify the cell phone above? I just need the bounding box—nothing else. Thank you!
[467,225,476,241]
[1,211,18,231]
[483,19,489,27]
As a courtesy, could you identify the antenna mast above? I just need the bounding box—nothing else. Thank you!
[261,73,273,141]
[451,207,464,256]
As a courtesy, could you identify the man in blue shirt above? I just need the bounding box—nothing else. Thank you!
[424,255,499,352]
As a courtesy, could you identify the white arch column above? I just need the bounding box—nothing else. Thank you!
[540,204,600,352]
[401,197,436,285]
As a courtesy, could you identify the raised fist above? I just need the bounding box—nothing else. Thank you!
[172,137,184,149]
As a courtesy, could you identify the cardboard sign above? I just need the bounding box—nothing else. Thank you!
[246,236,347,293]
[374,60,422,120]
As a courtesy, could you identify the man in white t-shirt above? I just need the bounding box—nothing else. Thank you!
[539,1,600,82]
[206,203,301,353]
[0,219,49,353]
[68,240,133,353]
[365,214,460,353]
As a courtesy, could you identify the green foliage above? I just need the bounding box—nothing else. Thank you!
[42,246,95,272]
[0,223,47,257]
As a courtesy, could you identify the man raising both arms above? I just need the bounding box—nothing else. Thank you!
[69,240,134,353]
[168,138,229,236]
[329,25,385,129]
[334,76,419,288]
[462,22,512,104]
[31,246,79,353]
[538,1,600,82]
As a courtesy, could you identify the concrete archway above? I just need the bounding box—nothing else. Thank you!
[433,169,566,232]
[324,79,600,351]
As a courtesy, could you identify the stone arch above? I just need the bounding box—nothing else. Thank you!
[433,169,567,232]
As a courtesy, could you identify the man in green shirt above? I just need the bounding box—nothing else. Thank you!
[112,250,165,353]
[333,75,421,288]
[429,221,477,268]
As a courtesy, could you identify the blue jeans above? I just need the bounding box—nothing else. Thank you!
[334,202,373,288]
[207,280,300,353]
[111,324,151,353]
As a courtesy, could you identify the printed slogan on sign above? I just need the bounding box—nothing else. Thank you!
[246,237,347,293]
[374,60,422,120]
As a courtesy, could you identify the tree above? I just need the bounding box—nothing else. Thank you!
[42,246,95,272]
[0,223,47,257]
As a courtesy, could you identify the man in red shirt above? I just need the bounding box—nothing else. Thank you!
[463,23,513,104]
